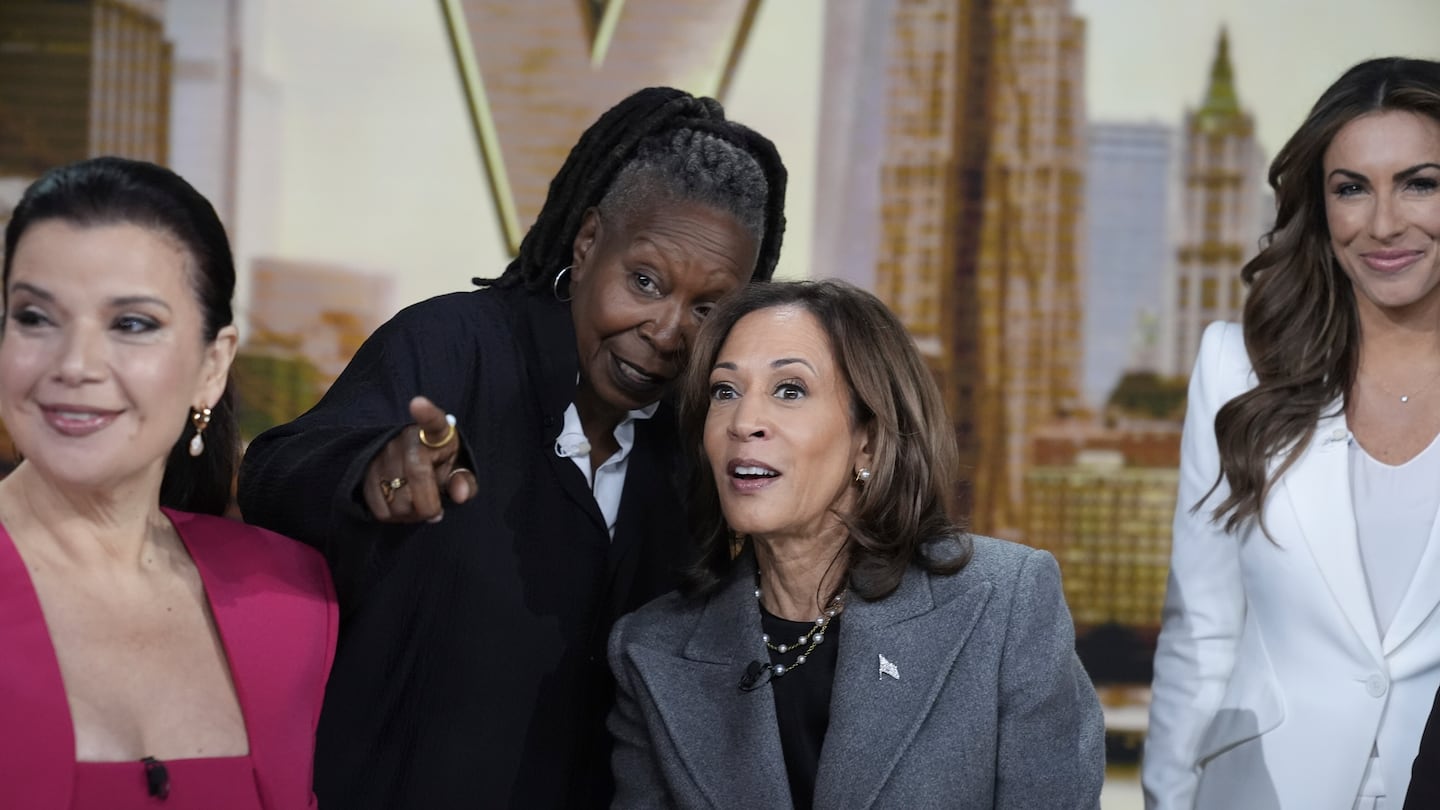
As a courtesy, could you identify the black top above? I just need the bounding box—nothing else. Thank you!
[761,607,841,810]
[236,286,692,809]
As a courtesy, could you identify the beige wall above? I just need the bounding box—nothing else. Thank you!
[227,0,823,332]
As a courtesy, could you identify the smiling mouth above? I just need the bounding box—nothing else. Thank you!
[40,406,121,437]
[1362,250,1424,273]
[610,354,668,394]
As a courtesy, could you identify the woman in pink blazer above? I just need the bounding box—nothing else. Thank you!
[0,157,336,809]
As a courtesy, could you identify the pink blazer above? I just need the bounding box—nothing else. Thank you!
[0,508,338,810]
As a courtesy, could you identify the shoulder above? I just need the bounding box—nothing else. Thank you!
[1196,320,1245,362]
[166,509,332,598]
[613,588,702,652]
[378,288,515,342]
[922,534,1063,610]
[1187,321,1256,418]
[1195,321,1253,386]
[927,533,1046,583]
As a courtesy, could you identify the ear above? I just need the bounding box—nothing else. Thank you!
[194,324,239,409]
[571,207,603,281]
[853,420,876,479]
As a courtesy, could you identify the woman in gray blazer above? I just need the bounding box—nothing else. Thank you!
[607,280,1105,809]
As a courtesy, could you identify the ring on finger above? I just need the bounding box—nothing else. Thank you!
[419,414,458,449]
[379,476,407,502]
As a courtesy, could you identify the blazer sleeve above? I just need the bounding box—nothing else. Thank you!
[608,612,676,809]
[994,548,1106,809]
[236,294,484,570]
[1142,321,1249,809]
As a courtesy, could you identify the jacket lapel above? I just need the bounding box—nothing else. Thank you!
[1280,413,1384,659]
[814,564,994,809]
[625,554,792,808]
[513,288,607,535]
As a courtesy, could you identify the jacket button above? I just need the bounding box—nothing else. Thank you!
[1365,673,1388,698]
[1331,428,1347,442]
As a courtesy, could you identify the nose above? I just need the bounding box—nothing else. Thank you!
[725,391,768,441]
[55,322,107,385]
[639,301,686,359]
[1369,193,1406,241]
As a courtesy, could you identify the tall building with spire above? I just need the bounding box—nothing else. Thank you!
[1171,29,1267,374]
[875,0,1086,537]
[0,0,172,176]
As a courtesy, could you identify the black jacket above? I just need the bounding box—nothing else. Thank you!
[1407,683,1440,809]
[237,285,692,809]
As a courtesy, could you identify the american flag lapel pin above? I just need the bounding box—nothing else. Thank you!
[878,653,900,680]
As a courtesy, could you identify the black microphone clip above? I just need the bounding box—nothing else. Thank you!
[142,756,170,799]
[739,659,772,692]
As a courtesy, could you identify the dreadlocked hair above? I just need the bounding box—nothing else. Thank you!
[598,128,770,242]
[477,86,787,291]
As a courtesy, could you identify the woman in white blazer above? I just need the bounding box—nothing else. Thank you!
[1143,57,1440,810]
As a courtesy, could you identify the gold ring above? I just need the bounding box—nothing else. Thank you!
[419,415,457,449]
[379,476,407,502]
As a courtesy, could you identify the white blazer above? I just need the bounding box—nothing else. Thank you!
[1143,321,1440,809]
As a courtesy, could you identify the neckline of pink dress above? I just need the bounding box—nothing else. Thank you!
[0,510,261,806]
[71,755,263,809]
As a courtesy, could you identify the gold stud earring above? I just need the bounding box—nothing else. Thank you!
[188,407,213,457]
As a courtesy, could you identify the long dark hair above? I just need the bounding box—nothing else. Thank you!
[3,157,240,516]
[481,87,788,291]
[1210,57,1440,532]
[680,280,970,601]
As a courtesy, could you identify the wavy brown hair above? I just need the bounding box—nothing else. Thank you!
[679,280,970,601]
[1211,57,1440,532]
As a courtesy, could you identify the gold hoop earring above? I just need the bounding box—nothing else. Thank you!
[188,407,213,457]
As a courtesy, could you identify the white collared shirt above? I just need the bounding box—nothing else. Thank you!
[553,400,659,539]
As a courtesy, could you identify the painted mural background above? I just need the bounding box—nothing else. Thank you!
[3,1,1438,805]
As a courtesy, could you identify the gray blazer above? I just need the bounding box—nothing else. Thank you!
[607,535,1106,809]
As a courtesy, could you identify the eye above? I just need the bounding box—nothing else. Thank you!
[774,381,806,401]
[1406,176,1439,194]
[10,306,51,328]
[113,314,160,334]
[709,381,739,401]
[632,271,661,297]
[1333,182,1365,198]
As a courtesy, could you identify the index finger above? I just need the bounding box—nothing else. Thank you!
[408,395,450,434]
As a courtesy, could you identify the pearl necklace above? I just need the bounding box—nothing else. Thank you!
[755,578,845,679]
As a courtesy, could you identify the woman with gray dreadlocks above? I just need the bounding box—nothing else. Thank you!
[236,87,787,809]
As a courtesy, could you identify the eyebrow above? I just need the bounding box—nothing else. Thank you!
[713,357,818,374]
[9,282,53,302]
[1327,162,1440,183]
[7,283,172,312]
[110,295,172,312]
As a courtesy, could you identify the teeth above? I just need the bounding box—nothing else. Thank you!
[734,466,777,477]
